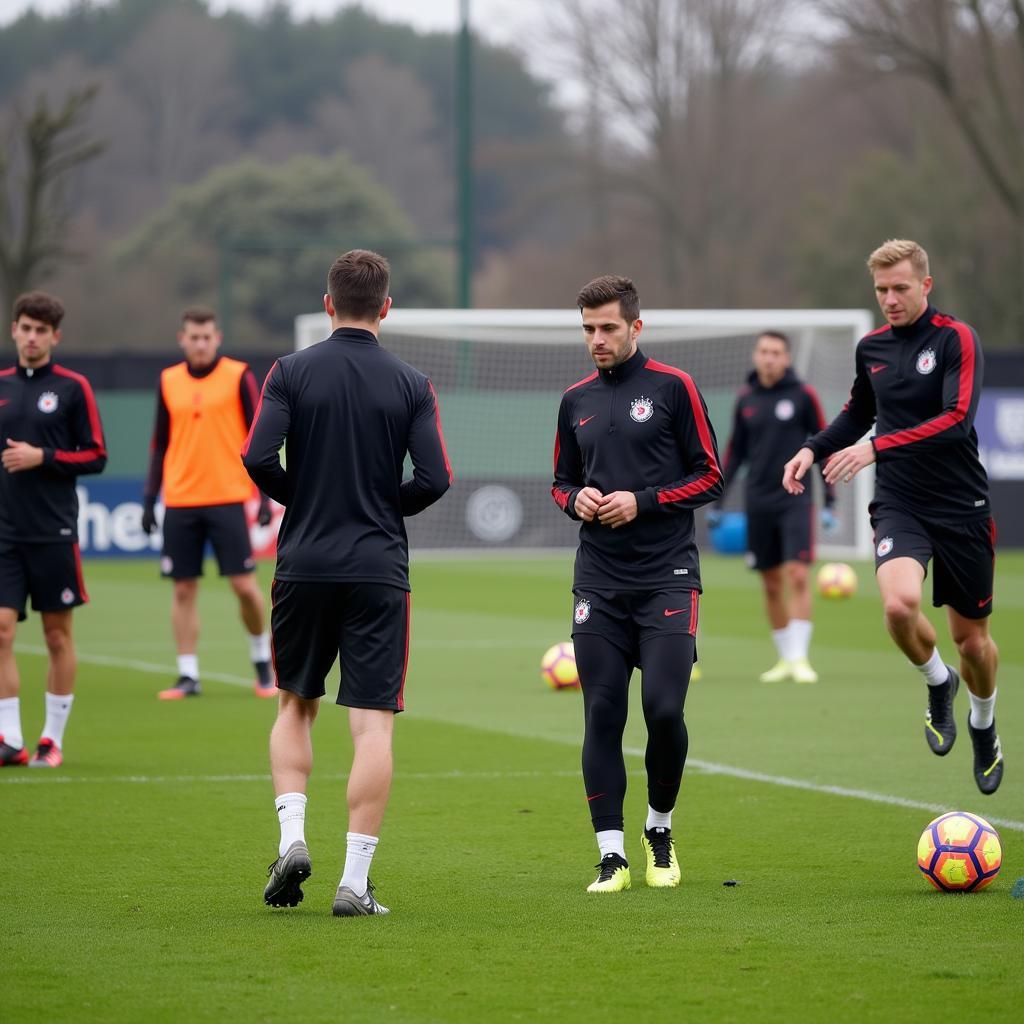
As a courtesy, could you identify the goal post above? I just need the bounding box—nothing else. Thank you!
[295,308,876,559]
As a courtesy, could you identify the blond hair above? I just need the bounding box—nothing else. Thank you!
[867,239,929,279]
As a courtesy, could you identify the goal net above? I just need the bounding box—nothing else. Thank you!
[295,309,876,559]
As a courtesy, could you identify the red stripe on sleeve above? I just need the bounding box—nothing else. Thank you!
[551,429,570,510]
[427,381,454,484]
[874,315,974,452]
[644,361,722,505]
[53,365,106,455]
[241,360,278,458]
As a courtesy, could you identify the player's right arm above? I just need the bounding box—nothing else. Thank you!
[141,384,169,532]
[551,396,589,520]
[715,392,749,507]
[241,360,290,506]
[803,347,876,464]
[400,379,453,517]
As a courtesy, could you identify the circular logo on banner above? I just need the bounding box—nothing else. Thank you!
[916,348,937,375]
[877,536,894,557]
[60,588,75,605]
[630,396,654,422]
[574,599,592,624]
[37,391,59,414]
[775,399,795,421]
[465,485,523,543]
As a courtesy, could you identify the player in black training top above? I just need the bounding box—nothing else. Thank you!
[783,239,1003,795]
[712,331,837,685]
[552,275,722,893]
[0,292,106,770]
[243,249,451,916]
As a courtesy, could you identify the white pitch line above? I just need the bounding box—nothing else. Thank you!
[13,646,1024,834]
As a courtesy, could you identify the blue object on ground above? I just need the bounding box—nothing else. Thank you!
[709,511,747,555]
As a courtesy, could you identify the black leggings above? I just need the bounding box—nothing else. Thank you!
[575,633,694,833]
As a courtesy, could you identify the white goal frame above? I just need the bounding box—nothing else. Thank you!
[295,308,876,559]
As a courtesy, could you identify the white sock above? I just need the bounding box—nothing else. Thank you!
[968,689,996,730]
[276,792,307,857]
[340,832,379,895]
[913,648,949,686]
[0,696,23,749]
[771,627,789,661]
[596,829,626,860]
[177,653,199,681]
[788,619,812,661]
[645,805,672,831]
[249,632,271,664]
[42,692,74,747]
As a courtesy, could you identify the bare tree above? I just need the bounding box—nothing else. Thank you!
[816,0,1024,329]
[0,86,105,312]
[545,0,793,301]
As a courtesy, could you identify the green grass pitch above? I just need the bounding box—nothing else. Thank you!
[3,553,1022,1021]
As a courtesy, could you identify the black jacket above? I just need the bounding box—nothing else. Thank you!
[0,362,107,543]
[806,305,989,523]
[552,348,723,591]
[242,327,452,588]
[719,368,834,511]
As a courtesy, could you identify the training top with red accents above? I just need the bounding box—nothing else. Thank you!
[0,361,107,543]
[241,327,452,589]
[551,347,723,591]
[804,304,989,523]
[719,368,835,512]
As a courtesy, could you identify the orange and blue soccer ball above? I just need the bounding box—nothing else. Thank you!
[817,561,857,599]
[917,811,1002,892]
[541,642,580,690]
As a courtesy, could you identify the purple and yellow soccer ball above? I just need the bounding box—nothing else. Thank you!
[540,642,580,691]
[917,811,1002,892]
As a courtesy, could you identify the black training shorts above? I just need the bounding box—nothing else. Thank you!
[161,503,254,579]
[745,501,814,572]
[0,541,88,621]
[870,502,996,619]
[570,587,699,662]
[270,580,411,710]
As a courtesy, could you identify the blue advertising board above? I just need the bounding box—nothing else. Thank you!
[976,389,1024,481]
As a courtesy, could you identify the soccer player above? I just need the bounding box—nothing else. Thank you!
[141,307,275,700]
[552,275,722,893]
[243,249,451,916]
[710,331,837,684]
[0,292,107,768]
[783,239,1003,794]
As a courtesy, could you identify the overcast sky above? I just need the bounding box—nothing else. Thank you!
[0,0,542,43]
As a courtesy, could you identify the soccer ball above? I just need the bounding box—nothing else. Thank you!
[540,642,580,690]
[917,811,1002,892]
[817,561,857,599]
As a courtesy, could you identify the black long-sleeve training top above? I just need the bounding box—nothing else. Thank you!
[241,327,452,588]
[805,304,989,523]
[552,348,723,591]
[0,362,107,543]
[719,368,834,511]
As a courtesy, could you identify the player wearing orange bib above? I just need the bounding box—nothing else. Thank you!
[142,307,274,700]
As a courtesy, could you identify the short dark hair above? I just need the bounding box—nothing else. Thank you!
[181,305,217,327]
[13,291,64,329]
[757,330,790,350]
[327,249,391,322]
[576,275,640,323]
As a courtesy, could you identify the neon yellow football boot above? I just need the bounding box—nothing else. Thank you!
[586,853,631,893]
[758,659,793,683]
[642,827,681,888]
[790,657,819,684]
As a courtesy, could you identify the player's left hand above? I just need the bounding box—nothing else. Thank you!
[2,439,44,472]
[597,491,638,529]
[823,442,875,485]
[257,499,273,527]
[820,507,840,536]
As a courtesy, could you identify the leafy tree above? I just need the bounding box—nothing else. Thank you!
[117,151,452,348]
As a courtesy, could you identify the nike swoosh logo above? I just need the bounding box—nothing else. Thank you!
[586,792,606,802]
[978,595,993,607]
[664,609,686,617]
[0,399,9,406]
[579,415,596,427]
[870,364,887,374]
